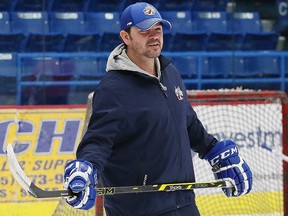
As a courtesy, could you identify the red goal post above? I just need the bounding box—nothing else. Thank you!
[187,89,288,216]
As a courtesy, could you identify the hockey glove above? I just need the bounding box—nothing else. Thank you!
[64,160,97,210]
[204,139,252,197]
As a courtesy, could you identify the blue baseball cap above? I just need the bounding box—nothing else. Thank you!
[120,2,172,31]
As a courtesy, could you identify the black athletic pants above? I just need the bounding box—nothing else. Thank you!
[157,204,200,216]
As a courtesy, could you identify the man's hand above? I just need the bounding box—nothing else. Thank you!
[204,139,252,197]
[64,160,97,210]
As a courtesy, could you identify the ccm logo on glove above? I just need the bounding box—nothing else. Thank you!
[209,146,238,166]
[204,139,253,197]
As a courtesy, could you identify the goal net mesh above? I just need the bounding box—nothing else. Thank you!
[188,89,287,216]
[52,89,287,216]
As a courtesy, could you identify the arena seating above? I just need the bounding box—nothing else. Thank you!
[63,33,101,52]
[86,0,126,12]
[0,0,14,11]
[170,32,208,51]
[0,33,26,52]
[157,0,194,11]
[14,0,51,11]
[160,11,194,33]
[241,32,279,51]
[0,3,280,53]
[50,0,87,11]
[205,55,245,78]
[245,55,280,77]
[0,12,11,34]
[73,57,105,80]
[84,12,120,34]
[206,32,244,51]
[172,56,199,78]
[49,12,86,34]
[24,33,65,52]
[0,53,17,98]
[0,0,286,105]
[192,11,228,33]
[286,56,288,76]
[10,11,50,34]
[192,0,230,11]
[227,12,262,33]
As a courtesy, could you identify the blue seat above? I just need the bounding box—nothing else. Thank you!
[49,12,85,34]
[206,32,244,51]
[0,53,17,98]
[172,56,198,78]
[24,33,65,52]
[285,56,288,77]
[244,56,280,77]
[158,0,194,11]
[10,12,49,35]
[204,56,245,78]
[192,11,228,33]
[0,12,11,34]
[85,12,120,34]
[50,0,87,11]
[241,32,279,51]
[160,11,193,33]
[98,56,108,75]
[86,0,125,12]
[14,0,51,11]
[0,33,26,52]
[124,0,162,10]
[192,0,229,11]
[99,32,122,51]
[63,33,101,52]
[227,12,262,33]
[0,0,15,11]
[170,32,208,51]
[72,57,104,80]
[162,32,174,51]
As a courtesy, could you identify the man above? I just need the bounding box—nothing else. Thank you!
[63,2,252,215]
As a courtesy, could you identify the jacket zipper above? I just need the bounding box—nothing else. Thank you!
[159,82,168,97]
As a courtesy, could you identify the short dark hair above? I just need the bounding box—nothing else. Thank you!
[120,28,131,46]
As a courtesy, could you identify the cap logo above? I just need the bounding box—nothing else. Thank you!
[143,5,156,16]
[127,21,132,27]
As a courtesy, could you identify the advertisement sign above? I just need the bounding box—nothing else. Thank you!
[0,106,86,202]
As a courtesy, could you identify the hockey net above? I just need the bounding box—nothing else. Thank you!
[52,89,288,216]
[188,89,288,216]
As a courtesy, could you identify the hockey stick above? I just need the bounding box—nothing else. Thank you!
[6,144,232,198]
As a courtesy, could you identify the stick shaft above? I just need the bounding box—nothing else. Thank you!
[96,180,228,196]
[6,144,230,199]
[28,180,228,198]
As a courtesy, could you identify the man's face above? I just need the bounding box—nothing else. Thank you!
[124,23,164,59]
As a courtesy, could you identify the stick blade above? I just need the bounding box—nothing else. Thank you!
[6,144,36,197]
[6,144,73,199]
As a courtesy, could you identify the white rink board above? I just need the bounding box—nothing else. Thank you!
[192,103,283,195]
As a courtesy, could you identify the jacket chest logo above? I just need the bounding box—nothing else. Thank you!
[174,86,183,100]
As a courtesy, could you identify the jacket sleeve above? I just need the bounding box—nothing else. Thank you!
[186,100,218,159]
[76,87,125,174]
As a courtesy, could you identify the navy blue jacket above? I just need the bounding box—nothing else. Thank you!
[76,55,218,215]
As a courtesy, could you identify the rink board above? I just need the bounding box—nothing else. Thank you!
[0,101,284,215]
